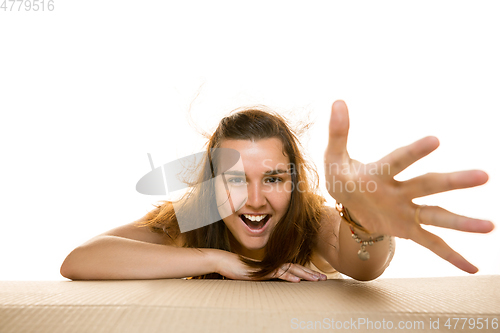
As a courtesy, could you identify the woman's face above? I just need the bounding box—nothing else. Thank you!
[215,138,293,260]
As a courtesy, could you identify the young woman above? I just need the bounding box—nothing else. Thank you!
[60,100,494,282]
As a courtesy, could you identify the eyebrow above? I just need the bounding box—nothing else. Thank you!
[263,169,290,176]
[222,169,290,176]
[223,170,246,176]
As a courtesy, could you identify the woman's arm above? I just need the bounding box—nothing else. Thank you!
[60,217,222,280]
[315,207,394,281]
[60,236,223,280]
[60,217,326,282]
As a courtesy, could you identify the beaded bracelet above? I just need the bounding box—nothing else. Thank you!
[335,202,385,261]
[348,225,385,261]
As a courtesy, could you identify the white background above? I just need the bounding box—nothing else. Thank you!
[0,1,498,281]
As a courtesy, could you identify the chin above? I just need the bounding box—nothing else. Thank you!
[241,239,268,251]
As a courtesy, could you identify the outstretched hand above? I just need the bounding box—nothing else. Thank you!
[324,100,494,273]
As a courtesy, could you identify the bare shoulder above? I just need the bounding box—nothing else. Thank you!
[89,214,182,246]
[312,206,342,270]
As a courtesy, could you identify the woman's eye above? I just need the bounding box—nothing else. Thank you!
[265,177,282,183]
[228,177,246,184]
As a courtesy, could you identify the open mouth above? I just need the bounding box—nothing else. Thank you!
[239,214,271,231]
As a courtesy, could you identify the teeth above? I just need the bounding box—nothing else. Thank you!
[243,214,267,222]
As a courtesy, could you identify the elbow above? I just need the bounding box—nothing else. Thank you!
[345,266,387,282]
[60,260,74,280]
[60,262,74,280]
[351,273,381,282]
[60,248,85,280]
[60,256,77,280]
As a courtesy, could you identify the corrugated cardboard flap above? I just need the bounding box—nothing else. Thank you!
[1,275,499,332]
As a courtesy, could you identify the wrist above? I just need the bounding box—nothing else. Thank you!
[335,202,372,234]
[205,248,231,276]
[336,202,388,262]
[351,224,384,239]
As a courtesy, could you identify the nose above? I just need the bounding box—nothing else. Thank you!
[245,182,266,209]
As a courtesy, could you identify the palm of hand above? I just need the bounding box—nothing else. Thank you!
[324,100,494,273]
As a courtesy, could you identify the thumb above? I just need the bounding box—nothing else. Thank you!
[326,100,350,157]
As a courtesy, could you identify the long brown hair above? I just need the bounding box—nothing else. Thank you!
[139,105,326,279]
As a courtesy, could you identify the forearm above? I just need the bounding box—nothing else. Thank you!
[60,235,222,280]
[337,221,395,281]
